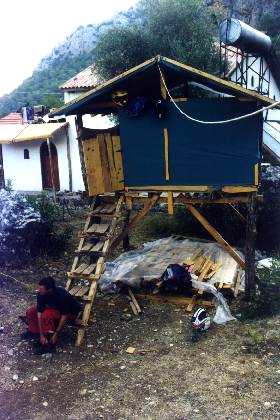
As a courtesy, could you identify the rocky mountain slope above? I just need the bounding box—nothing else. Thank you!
[0,0,278,117]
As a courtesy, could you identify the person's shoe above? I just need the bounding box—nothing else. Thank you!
[33,341,55,355]
[20,330,40,341]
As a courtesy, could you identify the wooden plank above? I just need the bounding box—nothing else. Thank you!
[197,258,213,294]
[74,285,89,297]
[254,163,259,186]
[93,204,106,214]
[91,241,104,252]
[87,223,110,234]
[126,185,258,193]
[234,270,242,297]
[106,134,119,190]
[126,185,210,192]
[222,186,258,193]
[186,204,245,269]
[128,288,141,314]
[164,128,170,181]
[74,263,89,274]
[81,243,94,252]
[82,264,96,276]
[97,134,112,193]
[112,135,124,190]
[69,285,84,296]
[83,137,106,196]
[167,191,174,215]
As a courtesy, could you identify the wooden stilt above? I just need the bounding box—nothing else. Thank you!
[245,193,257,300]
[123,207,131,251]
[167,191,174,215]
[75,115,89,196]
[186,204,245,269]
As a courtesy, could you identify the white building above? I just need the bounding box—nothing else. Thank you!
[0,119,72,192]
[58,65,113,191]
[228,54,280,164]
[0,66,112,193]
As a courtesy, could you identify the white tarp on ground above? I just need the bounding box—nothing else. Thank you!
[100,237,244,290]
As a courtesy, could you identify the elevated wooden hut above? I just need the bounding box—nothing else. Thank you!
[51,56,279,345]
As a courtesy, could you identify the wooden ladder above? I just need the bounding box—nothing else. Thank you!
[66,194,124,346]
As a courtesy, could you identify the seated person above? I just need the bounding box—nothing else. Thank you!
[20,277,82,351]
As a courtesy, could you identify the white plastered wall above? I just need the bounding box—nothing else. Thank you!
[230,57,280,160]
[2,129,70,192]
[64,90,114,191]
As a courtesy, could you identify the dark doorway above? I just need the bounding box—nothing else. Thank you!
[40,141,60,190]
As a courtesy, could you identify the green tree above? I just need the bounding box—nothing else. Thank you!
[95,0,225,80]
[259,13,280,57]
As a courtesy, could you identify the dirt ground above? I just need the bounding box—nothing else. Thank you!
[0,217,280,419]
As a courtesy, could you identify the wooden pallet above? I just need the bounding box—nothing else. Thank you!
[66,195,124,346]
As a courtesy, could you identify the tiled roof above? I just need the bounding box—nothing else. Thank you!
[60,65,99,91]
[0,112,23,125]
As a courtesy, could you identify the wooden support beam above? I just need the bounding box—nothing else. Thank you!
[111,193,160,249]
[245,193,257,300]
[163,128,170,181]
[186,204,245,269]
[75,114,89,196]
[167,192,174,215]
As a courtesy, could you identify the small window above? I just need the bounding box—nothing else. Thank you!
[251,76,255,87]
[24,149,30,159]
[273,95,276,100]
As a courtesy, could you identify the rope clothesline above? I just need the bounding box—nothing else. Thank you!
[158,65,280,125]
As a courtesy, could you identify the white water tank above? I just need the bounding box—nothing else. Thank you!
[219,18,272,56]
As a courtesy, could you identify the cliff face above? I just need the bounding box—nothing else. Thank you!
[0,1,277,117]
[210,0,280,26]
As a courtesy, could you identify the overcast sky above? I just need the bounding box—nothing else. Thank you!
[0,0,137,97]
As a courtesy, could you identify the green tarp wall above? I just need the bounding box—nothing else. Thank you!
[119,98,262,188]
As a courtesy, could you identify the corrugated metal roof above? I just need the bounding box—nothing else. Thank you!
[0,122,68,144]
[60,65,99,90]
[0,112,23,125]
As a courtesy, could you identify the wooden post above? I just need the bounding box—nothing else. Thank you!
[47,138,57,204]
[65,127,73,192]
[75,115,89,196]
[123,207,131,251]
[245,193,257,300]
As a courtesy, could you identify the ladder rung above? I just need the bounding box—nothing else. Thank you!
[82,264,96,276]
[73,263,88,274]
[87,223,110,234]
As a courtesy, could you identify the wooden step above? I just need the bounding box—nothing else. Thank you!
[93,204,116,215]
[75,241,105,255]
[69,285,89,297]
[87,223,110,235]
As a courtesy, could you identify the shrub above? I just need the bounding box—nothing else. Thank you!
[0,189,42,265]
[0,190,71,266]
[242,259,280,319]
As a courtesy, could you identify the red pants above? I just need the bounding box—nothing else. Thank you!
[26,306,74,335]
